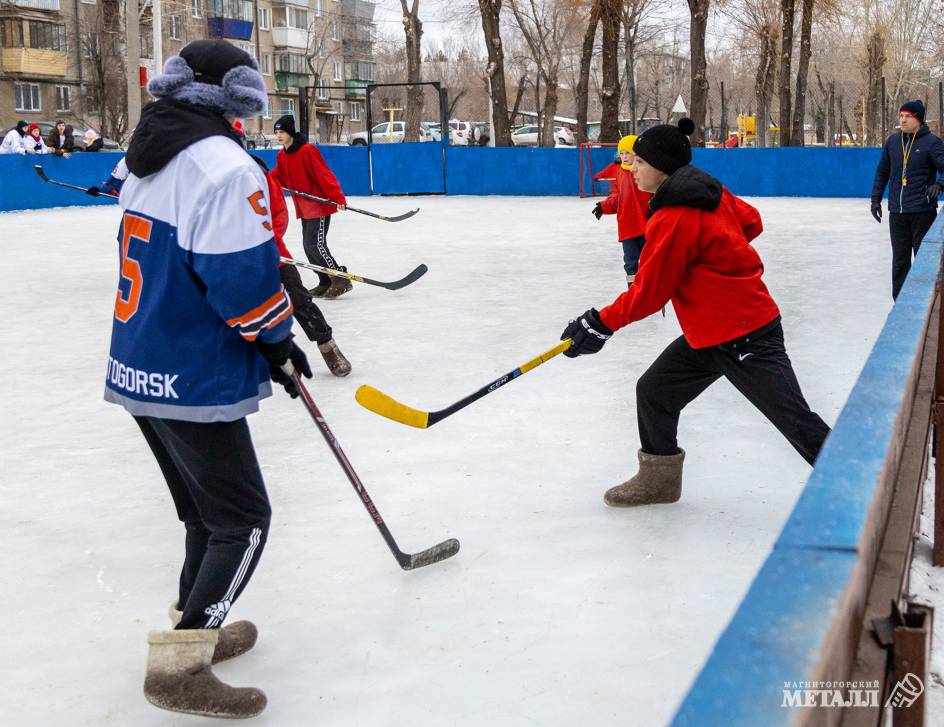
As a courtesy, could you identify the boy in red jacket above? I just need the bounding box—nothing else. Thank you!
[270,115,351,299]
[252,155,352,376]
[592,134,652,287]
[561,119,830,507]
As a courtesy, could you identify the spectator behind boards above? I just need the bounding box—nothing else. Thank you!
[84,128,104,152]
[46,121,75,158]
[23,124,49,155]
[871,100,944,299]
[0,120,28,154]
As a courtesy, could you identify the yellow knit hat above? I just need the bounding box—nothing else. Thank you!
[617,134,637,154]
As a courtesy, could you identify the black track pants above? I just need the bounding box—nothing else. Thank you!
[888,211,937,300]
[301,215,342,288]
[134,416,271,629]
[280,264,332,343]
[635,319,831,465]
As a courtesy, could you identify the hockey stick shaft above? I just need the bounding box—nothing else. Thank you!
[289,370,459,570]
[282,186,419,222]
[34,165,118,199]
[355,339,572,429]
[279,256,427,291]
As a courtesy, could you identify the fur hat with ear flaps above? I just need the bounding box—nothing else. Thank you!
[147,40,267,118]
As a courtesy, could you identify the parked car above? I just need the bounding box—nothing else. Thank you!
[448,120,472,146]
[470,122,491,146]
[2,121,120,151]
[348,121,436,145]
[511,124,575,147]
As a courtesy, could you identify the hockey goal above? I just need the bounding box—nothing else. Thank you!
[578,142,619,198]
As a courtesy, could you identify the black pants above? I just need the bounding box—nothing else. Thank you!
[889,211,937,300]
[301,215,342,288]
[135,416,271,629]
[280,264,332,343]
[636,319,830,465]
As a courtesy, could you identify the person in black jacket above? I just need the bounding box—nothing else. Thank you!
[46,121,75,157]
[871,100,944,299]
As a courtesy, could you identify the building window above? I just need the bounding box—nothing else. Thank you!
[333,101,342,116]
[0,18,24,47]
[139,27,153,59]
[15,82,42,113]
[81,0,97,4]
[316,78,328,100]
[312,0,322,16]
[83,31,99,59]
[277,97,295,117]
[235,42,255,59]
[317,38,325,58]
[56,85,70,112]
[276,53,307,74]
[206,0,253,22]
[350,102,359,121]
[331,20,338,40]
[192,0,201,17]
[258,6,269,30]
[260,53,272,75]
[28,20,66,51]
[169,15,181,40]
[272,6,308,29]
[333,61,341,81]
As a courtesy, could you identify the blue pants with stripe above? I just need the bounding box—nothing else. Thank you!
[135,416,271,629]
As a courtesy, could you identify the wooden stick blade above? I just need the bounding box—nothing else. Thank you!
[355,385,430,428]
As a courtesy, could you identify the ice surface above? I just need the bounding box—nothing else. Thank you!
[0,195,895,725]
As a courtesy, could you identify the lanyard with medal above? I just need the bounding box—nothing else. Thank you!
[901,129,917,187]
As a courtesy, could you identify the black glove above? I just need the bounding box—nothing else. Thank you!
[591,202,603,220]
[560,308,613,358]
[870,201,882,222]
[86,186,101,196]
[926,183,943,200]
[256,335,312,398]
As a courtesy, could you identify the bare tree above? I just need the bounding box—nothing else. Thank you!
[687,0,710,146]
[863,27,887,145]
[478,0,514,145]
[622,0,654,134]
[575,0,601,144]
[598,0,621,140]
[788,0,814,145]
[80,0,128,141]
[399,0,424,141]
[778,0,795,145]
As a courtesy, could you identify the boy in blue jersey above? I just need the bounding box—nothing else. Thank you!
[107,40,310,719]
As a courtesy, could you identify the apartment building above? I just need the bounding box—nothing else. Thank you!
[1,0,375,141]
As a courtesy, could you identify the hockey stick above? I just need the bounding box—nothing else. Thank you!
[34,165,118,199]
[356,339,572,429]
[287,367,459,570]
[283,187,419,223]
[279,256,427,291]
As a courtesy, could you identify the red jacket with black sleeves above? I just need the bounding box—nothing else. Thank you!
[264,171,292,262]
[598,165,780,349]
[271,137,346,219]
[599,166,652,241]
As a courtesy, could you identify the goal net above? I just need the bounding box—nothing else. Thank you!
[578,142,619,198]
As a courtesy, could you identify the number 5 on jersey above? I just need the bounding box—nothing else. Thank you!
[115,213,153,322]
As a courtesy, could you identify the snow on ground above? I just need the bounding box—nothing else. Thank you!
[0,195,896,725]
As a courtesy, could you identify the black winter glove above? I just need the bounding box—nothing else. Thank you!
[870,201,882,223]
[591,202,603,220]
[926,183,943,200]
[560,308,613,358]
[256,335,312,398]
[86,186,101,196]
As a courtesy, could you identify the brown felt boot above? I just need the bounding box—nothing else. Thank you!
[318,338,352,377]
[323,276,353,299]
[169,603,258,664]
[143,629,266,718]
[308,281,330,298]
[604,449,685,507]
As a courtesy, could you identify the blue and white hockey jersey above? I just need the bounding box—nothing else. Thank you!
[104,135,293,422]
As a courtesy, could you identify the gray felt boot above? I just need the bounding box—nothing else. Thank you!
[604,449,685,507]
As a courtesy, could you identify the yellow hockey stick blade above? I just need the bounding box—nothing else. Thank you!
[355,385,430,429]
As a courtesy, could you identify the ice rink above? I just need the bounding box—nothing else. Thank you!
[1,194,893,726]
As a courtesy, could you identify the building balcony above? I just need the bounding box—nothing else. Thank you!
[341,39,372,59]
[206,17,254,40]
[271,26,308,50]
[344,79,369,97]
[274,70,309,92]
[0,47,66,75]
[269,0,309,6]
[9,0,60,10]
[341,0,375,20]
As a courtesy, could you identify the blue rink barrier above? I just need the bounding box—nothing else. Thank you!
[0,145,884,212]
[669,215,943,726]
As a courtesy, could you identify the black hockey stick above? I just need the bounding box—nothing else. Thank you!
[287,368,459,570]
[279,256,427,291]
[34,164,118,199]
[283,186,419,223]
[356,339,573,429]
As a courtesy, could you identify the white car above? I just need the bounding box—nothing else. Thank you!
[448,120,472,146]
[511,124,576,147]
[349,121,436,145]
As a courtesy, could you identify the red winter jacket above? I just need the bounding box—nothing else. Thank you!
[271,137,346,219]
[264,172,292,262]
[593,161,620,194]
[599,166,651,241]
[599,165,780,349]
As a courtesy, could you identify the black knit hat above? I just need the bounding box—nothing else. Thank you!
[633,118,696,175]
[899,100,925,123]
[274,115,297,136]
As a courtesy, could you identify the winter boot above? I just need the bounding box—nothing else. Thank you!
[169,603,258,664]
[318,338,352,377]
[308,281,330,298]
[143,629,267,718]
[604,449,685,507]
[323,276,353,299]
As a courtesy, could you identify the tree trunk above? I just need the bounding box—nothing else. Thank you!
[510,73,528,122]
[754,23,776,148]
[400,1,424,142]
[478,0,512,146]
[541,72,559,147]
[575,1,602,145]
[865,30,886,146]
[687,0,710,146]
[789,0,813,146]
[778,0,795,146]
[599,0,621,141]
[624,14,637,133]
[827,81,835,146]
